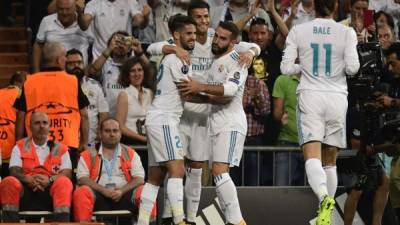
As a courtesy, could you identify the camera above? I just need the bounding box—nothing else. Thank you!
[117,35,134,46]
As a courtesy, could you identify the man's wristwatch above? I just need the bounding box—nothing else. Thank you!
[49,176,56,184]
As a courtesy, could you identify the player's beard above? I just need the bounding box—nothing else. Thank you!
[211,43,229,56]
[182,41,195,51]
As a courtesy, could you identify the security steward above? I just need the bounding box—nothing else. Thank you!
[0,71,26,178]
[0,111,73,222]
[73,118,156,222]
[14,42,90,179]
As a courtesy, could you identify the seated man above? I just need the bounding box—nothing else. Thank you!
[0,111,73,222]
[73,118,154,222]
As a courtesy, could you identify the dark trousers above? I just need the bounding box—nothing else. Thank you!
[68,147,79,185]
[2,162,10,178]
[92,189,136,224]
[93,189,136,212]
[3,184,69,222]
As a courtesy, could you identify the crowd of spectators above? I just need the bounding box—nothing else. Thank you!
[1,0,400,223]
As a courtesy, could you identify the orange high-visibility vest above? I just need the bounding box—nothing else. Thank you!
[17,137,69,176]
[0,86,21,160]
[80,145,136,182]
[24,71,81,148]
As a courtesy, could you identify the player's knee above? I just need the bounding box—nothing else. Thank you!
[349,189,362,200]
[166,160,185,178]
[212,163,229,177]
[147,166,167,186]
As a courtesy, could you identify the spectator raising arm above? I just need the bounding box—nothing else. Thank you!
[76,0,92,31]
[263,0,290,50]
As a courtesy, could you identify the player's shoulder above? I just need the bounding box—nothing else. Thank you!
[163,54,183,65]
[226,50,240,63]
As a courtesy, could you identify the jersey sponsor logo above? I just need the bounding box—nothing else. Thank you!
[106,82,124,90]
[228,78,239,85]
[181,65,189,74]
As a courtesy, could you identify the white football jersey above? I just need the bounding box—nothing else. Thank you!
[280,18,360,94]
[207,50,248,135]
[146,29,260,122]
[100,59,124,117]
[146,54,191,125]
[81,77,109,146]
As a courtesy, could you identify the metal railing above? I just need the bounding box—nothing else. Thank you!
[131,145,357,186]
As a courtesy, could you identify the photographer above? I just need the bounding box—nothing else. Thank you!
[379,43,400,222]
[344,43,400,225]
[344,105,390,225]
[377,43,400,109]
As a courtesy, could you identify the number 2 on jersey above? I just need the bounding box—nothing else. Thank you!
[310,43,332,76]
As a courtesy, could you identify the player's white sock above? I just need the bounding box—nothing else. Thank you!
[185,168,202,222]
[214,173,243,224]
[137,183,159,225]
[305,158,329,202]
[162,175,173,219]
[167,178,185,224]
[324,165,338,197]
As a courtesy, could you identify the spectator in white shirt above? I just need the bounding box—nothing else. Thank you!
[115,57,152,146]
[33,0,90,72]
[88,31,149,117]
[76,0,146,59]
[65,49,109,147]
[283,0,315,28]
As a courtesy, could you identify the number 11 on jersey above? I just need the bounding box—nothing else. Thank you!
[310,43,332,76]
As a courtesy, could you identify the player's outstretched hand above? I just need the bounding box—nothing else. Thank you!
[177,77,202,96]
[238,51,255,68]
[176,47,191,65]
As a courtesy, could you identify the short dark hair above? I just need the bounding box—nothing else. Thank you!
[249,17,268,31]
[169,14,197,34]
[374,10,395,30]
[350,0,368,6]
[314,0,337,17]
[66,48,83,59]
[187,0,210,17]
[387,43,400,60]
[218,21,240,40]
[118,57,147,88]
[100,117,120,131]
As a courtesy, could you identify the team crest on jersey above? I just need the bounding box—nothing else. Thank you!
[218,64,224,73]
[120,9,125,16]
[181,65,189,74]
[233,72,240,79]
